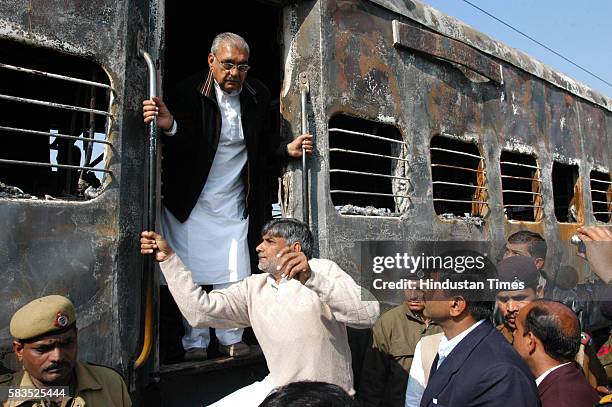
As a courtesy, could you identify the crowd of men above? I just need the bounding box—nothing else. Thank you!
[3,31,612,407]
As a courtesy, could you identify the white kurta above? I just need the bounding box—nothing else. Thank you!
[161,81,251,285]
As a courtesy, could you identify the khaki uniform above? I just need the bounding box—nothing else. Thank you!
[359,304,443,407]
[497,323,608,388]
[2,362,131,407]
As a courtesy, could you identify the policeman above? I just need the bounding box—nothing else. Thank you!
[2,295,131,407]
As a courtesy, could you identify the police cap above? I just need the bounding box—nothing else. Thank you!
[10,295,76,341]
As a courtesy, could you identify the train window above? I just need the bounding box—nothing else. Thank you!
[500,151,543,222]
[590,170,611,223]
[328,114,408,216]
[430,135,488,219]
[0,39,113,200]
[552,162,580,223]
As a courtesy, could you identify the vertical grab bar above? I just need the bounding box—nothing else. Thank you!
[300,73,309,225]
[134,50,157,369]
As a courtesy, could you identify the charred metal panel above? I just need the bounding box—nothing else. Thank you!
[0,198,117,369]
[280,0,611,307]
[392,20,502,84]
[367,0,612,111]
[0,0,154,382]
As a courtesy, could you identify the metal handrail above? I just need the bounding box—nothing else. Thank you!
[134,50,157,370]
[301,75,309,226]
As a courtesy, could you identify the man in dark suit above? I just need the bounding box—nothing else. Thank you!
[419,260,539,407]
[514,300,600,407]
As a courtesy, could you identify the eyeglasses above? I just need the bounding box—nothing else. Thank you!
[214,55,250,72]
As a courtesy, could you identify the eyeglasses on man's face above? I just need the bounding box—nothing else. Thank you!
[214,54,250,72]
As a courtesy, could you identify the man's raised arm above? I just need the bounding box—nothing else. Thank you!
[140,231,250,329]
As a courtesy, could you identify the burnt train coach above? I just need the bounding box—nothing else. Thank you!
[0,0,610,404]
[279,0,611,305]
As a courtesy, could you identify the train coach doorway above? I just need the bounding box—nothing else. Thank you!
[148,2,284,406]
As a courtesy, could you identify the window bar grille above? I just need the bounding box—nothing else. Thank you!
[430,147,483,160]
[0,60,115,194]
[329,148,409,162]
[81,74,98,182]
[329,122,408,214]
[0,158,112,173]
[433,198,488,204]
[0,62,114,92]
[329,169,410,181]
[500,155,543,221]
[591,175,612,220]
[329,128,406,145]
[499,161,540,170]
[0,126,112,146]
[431,163,486,174]
[329,190,409,199]
[0,94,111,117]
[432,181,486,189]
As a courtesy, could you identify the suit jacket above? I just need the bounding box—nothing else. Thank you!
[161,71,287,262]
[420,321,539,407]
[538,363,600,407]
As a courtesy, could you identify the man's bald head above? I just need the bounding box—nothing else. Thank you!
[517,300,580,362]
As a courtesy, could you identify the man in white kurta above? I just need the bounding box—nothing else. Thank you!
[161,78,250,355]
[143,33,314,360]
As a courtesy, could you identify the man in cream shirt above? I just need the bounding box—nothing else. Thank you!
[141,218,379,406]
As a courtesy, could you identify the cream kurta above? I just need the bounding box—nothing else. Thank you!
[161,81,250,284]
[160,253,380,394]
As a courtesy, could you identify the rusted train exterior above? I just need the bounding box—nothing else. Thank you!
[0,0,610,404]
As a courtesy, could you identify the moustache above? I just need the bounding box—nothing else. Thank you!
[43,362,68,372]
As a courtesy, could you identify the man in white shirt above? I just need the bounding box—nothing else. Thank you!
[418,261,538,406]
[513,300,600,407]
[142,33,312,361]
[140,218,379,406]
